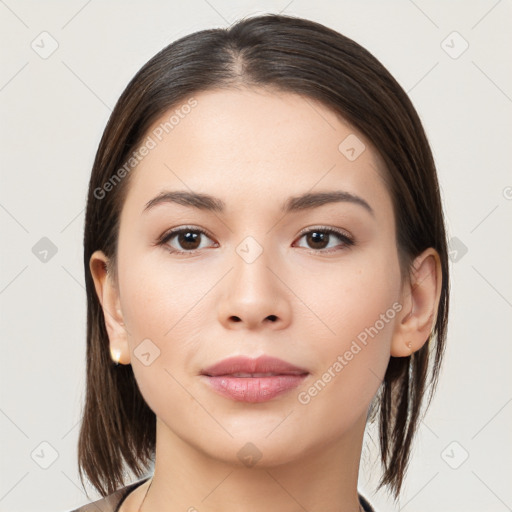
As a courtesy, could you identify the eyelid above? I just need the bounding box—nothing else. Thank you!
[296,224,352,239]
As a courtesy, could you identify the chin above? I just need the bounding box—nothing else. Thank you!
[202,434,312,469]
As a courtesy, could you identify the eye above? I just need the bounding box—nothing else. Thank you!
[158,226,217,255]
[294,226,355,253]
[157,225,355,256]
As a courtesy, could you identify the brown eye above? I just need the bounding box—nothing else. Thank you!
[158,225,354,256]
[295,227,354,253]
[159,227,216,254]
[175,230,202,250]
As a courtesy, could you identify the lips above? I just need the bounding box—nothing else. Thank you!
[200,355,309,377]
[200,355,309,403]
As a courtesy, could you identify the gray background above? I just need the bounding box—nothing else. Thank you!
[1,1,511,511]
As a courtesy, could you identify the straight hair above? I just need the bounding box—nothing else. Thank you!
[79,13,450,502]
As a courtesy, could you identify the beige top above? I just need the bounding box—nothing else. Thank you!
[68,476,151,512]
[68,476,375,511]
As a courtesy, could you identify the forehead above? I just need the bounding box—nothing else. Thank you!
[122,87,391,218]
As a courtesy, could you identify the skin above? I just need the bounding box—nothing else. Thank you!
[90,87,442,512]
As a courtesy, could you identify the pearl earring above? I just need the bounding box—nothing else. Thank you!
[110,347,121,365]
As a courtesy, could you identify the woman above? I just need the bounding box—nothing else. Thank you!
[70,13,449,512]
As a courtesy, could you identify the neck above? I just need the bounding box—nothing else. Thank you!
[142,413,367,512]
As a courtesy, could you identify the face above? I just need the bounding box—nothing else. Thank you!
[103,87,406,466]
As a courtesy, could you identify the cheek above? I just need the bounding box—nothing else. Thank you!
[304,249,400,342]
[302,249,401,393]
[117,253,212,394]
[118,268,196,420]
[292,271,399,442]
[119,251,209,340]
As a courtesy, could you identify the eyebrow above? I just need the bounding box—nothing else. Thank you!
[143,190,374,217]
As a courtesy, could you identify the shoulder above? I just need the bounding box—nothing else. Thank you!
[67,477,151,512]
[67,478,371,512]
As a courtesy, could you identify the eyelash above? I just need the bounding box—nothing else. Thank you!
[156,225,355,256]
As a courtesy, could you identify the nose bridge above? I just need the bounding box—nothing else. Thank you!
[227,205,277,275]
[231,232,277,299]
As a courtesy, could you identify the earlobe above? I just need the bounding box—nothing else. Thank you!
[391,248,442,358]
[89,250,131,365]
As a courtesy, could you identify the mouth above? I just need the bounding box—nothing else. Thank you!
[200,355,309,403]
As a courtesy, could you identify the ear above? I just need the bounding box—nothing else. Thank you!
[89,250,131,365]
[391,248,442,357]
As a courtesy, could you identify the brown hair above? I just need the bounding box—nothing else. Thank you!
[79,13,449,502]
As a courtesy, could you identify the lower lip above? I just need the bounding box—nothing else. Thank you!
[202,374,308,403]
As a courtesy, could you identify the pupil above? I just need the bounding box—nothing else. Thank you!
[309,231,327,249]
[180,231,199,249]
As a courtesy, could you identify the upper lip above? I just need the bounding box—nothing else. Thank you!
[200,355,309,377]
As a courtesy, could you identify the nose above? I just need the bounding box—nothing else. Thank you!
[216,240,292,331]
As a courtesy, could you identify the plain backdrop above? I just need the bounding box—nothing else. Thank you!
[1,1,511,511]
